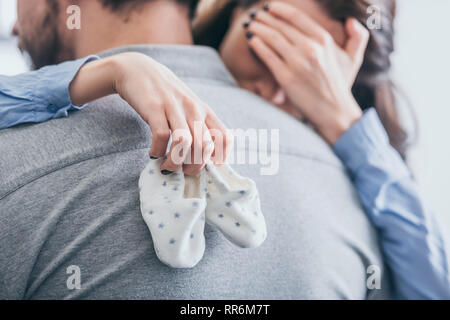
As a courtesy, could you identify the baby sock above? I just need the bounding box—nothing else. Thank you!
[204,163,267,248]
[139,159,267,268]
[139,158,207,268]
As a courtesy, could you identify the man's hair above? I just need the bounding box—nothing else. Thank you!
[101,0,200,17]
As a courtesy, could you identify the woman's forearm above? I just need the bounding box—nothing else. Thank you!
[333,108,450,299]
[69,56,119,106]
[1,51,231,174]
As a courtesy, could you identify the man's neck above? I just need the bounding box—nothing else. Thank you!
[74,0,193,58]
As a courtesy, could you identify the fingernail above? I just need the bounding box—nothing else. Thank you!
[249,9,258,20]
[150,156,159,160]
[243,20,251,29]
[246,31,254,39]
[161,170,174,175]
[263,3,270,11]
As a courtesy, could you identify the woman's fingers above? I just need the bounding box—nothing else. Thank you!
[250,9,309,47]
[246,20,294,62]
[247,35,293,86]
[270,87,287,106]
[157,100,225,176]
[248,10,321,77]
[180,97,215,176]
[152,95,230,176]
[160,102,192,174]
[183,121,214,176]
[344,18,370,65]
[147,107,171,159]
[267,1,333,45]
[205,110,232,166]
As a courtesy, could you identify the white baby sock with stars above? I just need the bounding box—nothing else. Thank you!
[139,158,207,268]
[204,163,267,249]
[139,158,266,268]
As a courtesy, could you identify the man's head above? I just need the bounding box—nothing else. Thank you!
[13,0,199,69]
[13,0,67,69]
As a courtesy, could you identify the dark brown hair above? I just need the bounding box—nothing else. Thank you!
[195,0,412,159]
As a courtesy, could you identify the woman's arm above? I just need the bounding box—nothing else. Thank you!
[334,108,450,299]
[0,52,231,175]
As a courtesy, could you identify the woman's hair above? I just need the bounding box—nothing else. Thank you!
[194,0,412,159]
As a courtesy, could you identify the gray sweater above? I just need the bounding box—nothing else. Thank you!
[0,45,388,299]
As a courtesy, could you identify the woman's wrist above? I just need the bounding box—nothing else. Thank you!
[69,56,119,106]
[318,96,363,145]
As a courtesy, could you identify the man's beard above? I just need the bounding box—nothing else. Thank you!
[19,0,73,69]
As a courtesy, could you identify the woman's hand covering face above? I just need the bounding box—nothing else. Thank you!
[244,1,370,144]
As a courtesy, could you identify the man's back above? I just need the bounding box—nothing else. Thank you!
[0,45,388,299]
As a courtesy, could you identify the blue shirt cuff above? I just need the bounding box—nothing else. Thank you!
[332,108,408,177]
[33,55,99,118]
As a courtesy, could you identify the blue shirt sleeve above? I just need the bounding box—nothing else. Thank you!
[333,108,450,299]
[0,55,98,129]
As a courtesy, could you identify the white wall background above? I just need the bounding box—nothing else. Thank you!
[393,0,450,229]
[0,0,26,74]
[0,0,15,37]
[0,0,449,227]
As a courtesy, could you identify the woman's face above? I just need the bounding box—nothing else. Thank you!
[219,0,347,103]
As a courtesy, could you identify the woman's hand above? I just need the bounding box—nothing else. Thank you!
[70,52,231,176]
[245,1,370,144]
